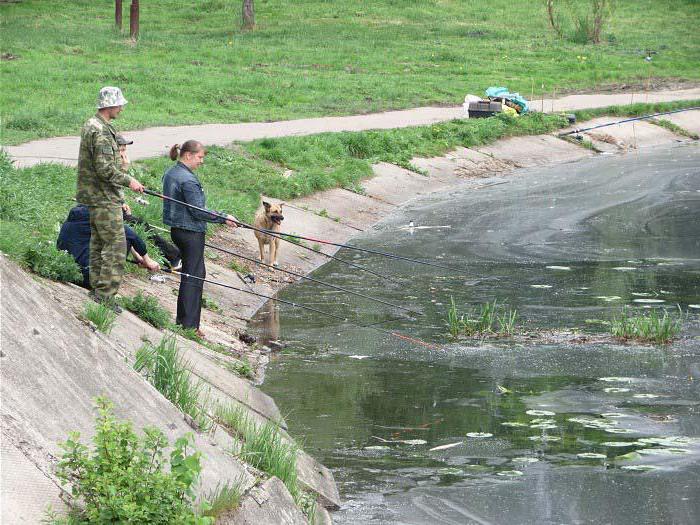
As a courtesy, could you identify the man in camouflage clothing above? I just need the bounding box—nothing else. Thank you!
[76,86,144,311]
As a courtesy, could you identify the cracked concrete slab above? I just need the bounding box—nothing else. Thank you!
[562,117,684,150]
[292,188,395,231]
[660,109,700,135]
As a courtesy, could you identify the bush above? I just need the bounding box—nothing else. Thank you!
[54,397,212,524]
[120,292,171,329]
[23,242,83,283]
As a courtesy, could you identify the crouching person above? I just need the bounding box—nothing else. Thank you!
[57,205,159,289]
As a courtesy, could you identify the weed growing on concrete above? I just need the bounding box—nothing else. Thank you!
[83,301,117,334]
[201,295,221,313]
[215,404,299,501]
[53,397,211,524]
[202,481,245,520]
[120,292,171,329]
[610,307,683,344]
[224,358,254,379]
[23,242,83,283]
[134,337,210,430]
[650,118,700,140]
[229,259,251,274]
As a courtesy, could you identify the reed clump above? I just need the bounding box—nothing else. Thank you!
[446,297,518,339]
[610,307,683,344]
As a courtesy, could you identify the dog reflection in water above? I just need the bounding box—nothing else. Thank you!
[254,200,284,266]
[255,300,280,348]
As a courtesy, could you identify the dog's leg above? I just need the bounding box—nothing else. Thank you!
[257,238,266,262]
[271,237,279,267]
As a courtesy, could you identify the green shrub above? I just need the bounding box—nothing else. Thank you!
[83,302,117,335]
[54,397,212,524]
[120,292,171,329]
[23,242,83,283]
[134,337,209,429]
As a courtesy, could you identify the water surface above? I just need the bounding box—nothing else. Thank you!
[255,145,700,525]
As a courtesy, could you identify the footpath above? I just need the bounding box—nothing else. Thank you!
[6,88,700,168]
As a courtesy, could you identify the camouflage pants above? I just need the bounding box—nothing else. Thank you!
[88,205,126,300]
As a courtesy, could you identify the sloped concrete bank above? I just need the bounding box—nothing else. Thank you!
[2,109,698,524]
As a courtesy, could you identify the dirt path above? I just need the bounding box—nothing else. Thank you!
[5,88,700,168]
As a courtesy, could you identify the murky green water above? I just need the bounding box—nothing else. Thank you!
[255,145,700,524]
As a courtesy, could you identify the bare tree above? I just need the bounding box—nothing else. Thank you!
[242,0,255,30]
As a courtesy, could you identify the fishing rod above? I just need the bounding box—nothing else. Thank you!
[162,268,439,349]
[143,189,398,283]
[203,242,424,317]
[143,189,462,274]
[558,106,700,138]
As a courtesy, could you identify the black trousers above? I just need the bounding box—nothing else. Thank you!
[170,228,205,329]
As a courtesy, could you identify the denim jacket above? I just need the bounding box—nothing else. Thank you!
[162,162,226,232]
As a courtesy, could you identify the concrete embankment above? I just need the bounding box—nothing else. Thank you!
[2,102,698,524]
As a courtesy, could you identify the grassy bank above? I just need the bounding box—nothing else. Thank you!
[2,0,699,144]
[1,100,697,275]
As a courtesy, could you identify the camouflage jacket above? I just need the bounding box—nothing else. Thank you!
[76,113,132,206]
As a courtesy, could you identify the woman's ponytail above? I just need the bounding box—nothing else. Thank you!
[169,144,180,161]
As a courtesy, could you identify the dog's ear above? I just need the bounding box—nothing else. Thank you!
[278,203,284,209]
[263,201,271,211]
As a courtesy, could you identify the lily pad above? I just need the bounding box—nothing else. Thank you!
[633,393,661,399]
[689,304,700,309]
[501,422,529,428]
[546,265,571,270]
[531,284,552,289]
[577,452,607,459]
[526,410,556,416]
[600,412,628,418]
[530,418,556,424]
[604,387,631,393]
[605,428,634,434]
[597,296,622,302]
[497,470,524,477]
[632,299,665,304]
[637,447,690,456]
[612,267,637,271]
[599,377,634,382]
[528,435,561,442]
[601,441,637,447]
[466,432,493,438]
[364,446,391,451]
[400,439,427,446]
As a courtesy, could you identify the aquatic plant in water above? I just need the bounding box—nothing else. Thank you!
[610,306,684,344]
[445,297,519,338]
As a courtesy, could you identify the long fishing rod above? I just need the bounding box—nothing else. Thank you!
[144,189,397,283]
[558,106,700,138]
[203,241,424,316]
[162,268,439,349]
[144,189,460,274]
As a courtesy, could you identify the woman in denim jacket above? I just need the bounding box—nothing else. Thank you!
[163,140,237,336]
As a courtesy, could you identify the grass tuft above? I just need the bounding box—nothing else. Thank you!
[202,481,245,520]
[134,336,210,429]
[83,301,117,334]
[446,297,518,338]
[120,292,171,329]
[610,307,684,344]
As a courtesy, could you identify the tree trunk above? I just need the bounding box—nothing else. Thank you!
[130,0,140,41]
[242,0,255,30]
[115,0,123,31]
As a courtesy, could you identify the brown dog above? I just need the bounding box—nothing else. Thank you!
[253,200,284,266]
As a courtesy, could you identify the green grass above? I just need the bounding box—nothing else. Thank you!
[120,291,171,329]
[224,358,254,380]
[83,301,117,334]
[446,297,518,338]
[2,0,699,144]
[229,259,251,274]
[201,294,221,313]
[202,482,245,520]
[134,336,210,429]
[610,307,684,344]
[215,403,300,500]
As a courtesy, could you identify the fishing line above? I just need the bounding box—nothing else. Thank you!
[162,268,439,350]
[143,189,399,283]
[558,106,700,138]
[143,189,462,274]
[203,242,424,316]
